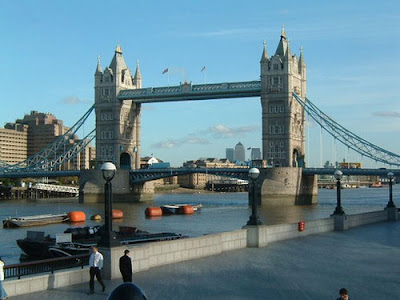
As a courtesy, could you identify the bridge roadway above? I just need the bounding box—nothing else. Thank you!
[10,220,400,299]
[0,167,399,181]
[118,80,262,103]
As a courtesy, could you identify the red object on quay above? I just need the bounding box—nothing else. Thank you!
[298,221,305,232]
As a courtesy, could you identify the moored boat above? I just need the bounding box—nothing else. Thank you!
[17,225,185,259]
[160,204,202,215]
[370,181,383,188]
[3,213,70,228]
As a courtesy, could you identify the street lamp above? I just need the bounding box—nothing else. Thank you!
[386,172,395,208]
[98,162,119,247]
[247,167,262,225]
[333,170,345,215]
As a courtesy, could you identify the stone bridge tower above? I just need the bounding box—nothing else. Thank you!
[260,28,306,168]
[94,45,142,169]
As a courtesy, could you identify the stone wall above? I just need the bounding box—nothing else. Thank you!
[79,169,155,203]
[259,167,318,205]
[101,228,247,280]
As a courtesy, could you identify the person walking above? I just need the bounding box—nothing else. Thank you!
[337,288,349,300]
[119,249,133,282]
[89,246,106,294]
[0,256,8,300]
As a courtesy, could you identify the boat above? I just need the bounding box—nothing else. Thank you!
[17,226,101,259]
[370,181,383,188]
[17,225,185,259]
[160,204,202,215]
[3,213,70,228]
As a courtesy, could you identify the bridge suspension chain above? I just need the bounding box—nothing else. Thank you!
[293,93,400,166]
[1,105,95,172]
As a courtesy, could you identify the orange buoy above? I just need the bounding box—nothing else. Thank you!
[145,207,163,217]
[112,209,124,219]
[179,205,194,215]
[68,211,86,222]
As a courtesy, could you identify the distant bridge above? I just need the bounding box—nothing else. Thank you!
[1,168,399,181]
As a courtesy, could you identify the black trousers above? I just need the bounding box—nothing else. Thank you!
[90,267,105,292]
[122,274,132,282]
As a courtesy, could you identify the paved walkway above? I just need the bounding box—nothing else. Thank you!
[10,221,400,299]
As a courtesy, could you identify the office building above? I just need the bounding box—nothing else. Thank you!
[226,148,234,162]
[234,142,245,162]
[251,148,261,160]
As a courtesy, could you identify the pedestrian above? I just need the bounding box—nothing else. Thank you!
[89,246,106,294]
[119,249,133,282]
[337,288,349,300]
[0,256,8,300]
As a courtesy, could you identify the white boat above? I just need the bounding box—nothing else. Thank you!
[3,213,69,228]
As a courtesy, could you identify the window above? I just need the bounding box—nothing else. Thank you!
[273,77,279,85]
[273,64,279,70]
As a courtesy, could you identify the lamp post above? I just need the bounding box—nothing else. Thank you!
[386,172,395,208]
[247,167,262,225]
[333,170,345,215]
[98,162,119,247]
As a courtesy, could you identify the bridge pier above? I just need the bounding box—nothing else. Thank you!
[251,167,318,205]
[79,170,155,203]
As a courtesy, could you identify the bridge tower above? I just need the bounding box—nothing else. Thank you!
[257,29,316,205]
[94,45,142,170]
[260,28,306,167]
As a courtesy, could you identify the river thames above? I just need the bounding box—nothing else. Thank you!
[0,185,398,264]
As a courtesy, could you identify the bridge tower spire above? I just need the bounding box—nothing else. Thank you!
[260,29,307,167]
[94,44,141,170]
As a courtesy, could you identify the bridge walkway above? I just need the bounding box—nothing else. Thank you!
[11,220,400,299]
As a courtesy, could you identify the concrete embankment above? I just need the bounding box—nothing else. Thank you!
[4,208,399,298]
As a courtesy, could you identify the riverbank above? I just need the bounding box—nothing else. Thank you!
[5,212,400,299]
[155,186,213,194]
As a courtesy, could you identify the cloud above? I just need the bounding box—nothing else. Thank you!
[373,111,400,118]
[61,96,87,104]
[209,124,259,138]
[152,124,259,149]
[152,135,210,149]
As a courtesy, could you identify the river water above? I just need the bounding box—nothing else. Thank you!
[0,186,398,264]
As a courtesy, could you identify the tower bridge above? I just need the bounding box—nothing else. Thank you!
[2,28,400,204]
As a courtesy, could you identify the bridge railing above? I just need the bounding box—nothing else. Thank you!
[4,254,89,279]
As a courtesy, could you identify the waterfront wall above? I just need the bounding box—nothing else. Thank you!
[259,167,318,205]
[101,228,247,280]
[3,209,397,296]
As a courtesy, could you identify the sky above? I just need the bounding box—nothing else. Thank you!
[1,1,399,168]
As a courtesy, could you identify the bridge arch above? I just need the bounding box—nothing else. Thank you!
[120,152,131,170]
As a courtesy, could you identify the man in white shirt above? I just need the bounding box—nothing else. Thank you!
[89,246,106,294]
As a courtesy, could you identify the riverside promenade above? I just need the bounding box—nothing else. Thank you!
[10,220,400,299]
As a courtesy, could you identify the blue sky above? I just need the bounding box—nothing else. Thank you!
[1,1,399,167]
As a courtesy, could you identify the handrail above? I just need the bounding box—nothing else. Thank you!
[4,254,90,279]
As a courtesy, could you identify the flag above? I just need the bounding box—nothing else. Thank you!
[247,147,251,150]
[162,68,168,74]
[201,66,206,72]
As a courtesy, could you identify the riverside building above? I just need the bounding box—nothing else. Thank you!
[2,111,95,170]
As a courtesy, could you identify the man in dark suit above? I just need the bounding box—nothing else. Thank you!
[119,249,133,282]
